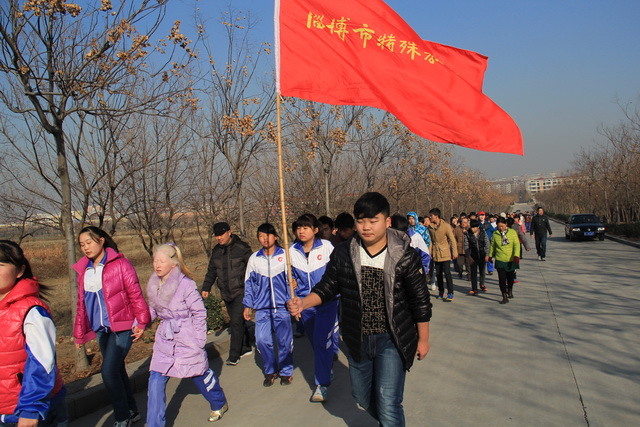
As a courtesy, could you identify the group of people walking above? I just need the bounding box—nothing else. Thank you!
[1,227,228,427]
[0,192,553,427]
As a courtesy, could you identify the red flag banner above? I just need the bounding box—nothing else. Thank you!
[276,0,523,155]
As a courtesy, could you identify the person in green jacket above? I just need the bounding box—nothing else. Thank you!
[488,217,521,304]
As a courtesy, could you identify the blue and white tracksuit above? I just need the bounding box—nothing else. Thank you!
[407,211,431,248]
[291,239,337,387]
[243,246,293,377]
[407,228,431,275]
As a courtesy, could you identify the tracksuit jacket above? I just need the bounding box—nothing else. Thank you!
[290,238,334,298]
[407,228,431,274]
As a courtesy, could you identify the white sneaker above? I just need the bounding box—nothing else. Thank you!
[310,385,328,402]
[208,402,228,422]
[430,283,436,291]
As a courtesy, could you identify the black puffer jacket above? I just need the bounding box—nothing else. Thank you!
[312,228,432,370]
[202,234,252,302]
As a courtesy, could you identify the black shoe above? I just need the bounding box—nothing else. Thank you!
[279,375,293,385]
[263,374,276,387]
[499,294,510,304]
[226,358,239,366]
[129,411,141,423]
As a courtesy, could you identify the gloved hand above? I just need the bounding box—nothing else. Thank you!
[514,256,520,266]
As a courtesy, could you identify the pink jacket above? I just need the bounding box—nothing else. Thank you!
[73,248,150,344]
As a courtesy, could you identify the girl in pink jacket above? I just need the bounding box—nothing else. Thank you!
[73,226,150,427]
[146,243,227,426]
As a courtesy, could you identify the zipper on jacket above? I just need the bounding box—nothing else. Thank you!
[267,255,276,313]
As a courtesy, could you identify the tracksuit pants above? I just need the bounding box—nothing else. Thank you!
[301,298,339,386]
[147,369,226,427]
[255,308,294,376]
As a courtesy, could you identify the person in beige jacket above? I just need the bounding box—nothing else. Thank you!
[428,208,458,301]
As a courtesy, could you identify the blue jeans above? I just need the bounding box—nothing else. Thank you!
[347,333,406,427]
[96,330,136,423]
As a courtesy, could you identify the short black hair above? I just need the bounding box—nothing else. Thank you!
[506,217,515,227]
[292,213,319,233]
[353,192,390,219]
[318,215,334,228]
[390,214,409,232]
[257,222,279,238]
[497,217,508,225]
[418,216,424,223]
[334,212,355,229]
[429,208,441,218]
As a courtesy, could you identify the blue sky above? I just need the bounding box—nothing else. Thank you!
[173,0,640,179]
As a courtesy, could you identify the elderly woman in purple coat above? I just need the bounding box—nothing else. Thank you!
[146,243,228,426]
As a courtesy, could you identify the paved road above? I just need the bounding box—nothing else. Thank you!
[70,234,640,426]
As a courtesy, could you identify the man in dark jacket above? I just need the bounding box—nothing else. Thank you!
[202,222,253,365]
[530,207,553,261]
[288,192,432,426]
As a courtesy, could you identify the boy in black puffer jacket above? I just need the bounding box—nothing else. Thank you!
[288,193,432,427]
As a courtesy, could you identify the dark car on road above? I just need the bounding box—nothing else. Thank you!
[565,214,606,241]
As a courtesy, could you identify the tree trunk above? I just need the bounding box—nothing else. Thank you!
[237,184,245,237]
[54,131,90,371]
[324,168,331,217]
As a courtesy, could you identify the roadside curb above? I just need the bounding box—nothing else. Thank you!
[603,234,640,249]
[64,330,231,421]
[549,218,640,249]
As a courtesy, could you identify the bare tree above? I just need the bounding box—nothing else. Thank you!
[284,100,367,216]
[122,108,194,257]
[0,0,198,370]
[351,113,408,192]
[196,9,276,237]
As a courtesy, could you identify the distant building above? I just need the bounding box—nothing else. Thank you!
[525,175,579,195]
[489,177,523,195]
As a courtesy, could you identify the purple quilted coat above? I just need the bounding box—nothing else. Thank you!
[146,267,208,378]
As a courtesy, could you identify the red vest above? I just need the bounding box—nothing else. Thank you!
[0,278,63,415]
